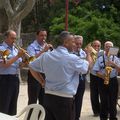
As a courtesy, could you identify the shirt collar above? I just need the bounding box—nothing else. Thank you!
[34,40,44,49]
[2,42,14,50]
[2,42,9,49]
[56,46,69,54]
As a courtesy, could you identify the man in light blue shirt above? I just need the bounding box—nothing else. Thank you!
[89,40,102,116]
[0,30,25,115]
[27,29,52,106]
[93,41,120,120]
[74,35,87,120]
[29,31,92,120]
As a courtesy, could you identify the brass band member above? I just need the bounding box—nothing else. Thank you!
[74,35,87,120]
[93,41,120,120]
[89,40,102,116]
[0,30,25,115]
[29,31,92,120]
[27,29,52,106]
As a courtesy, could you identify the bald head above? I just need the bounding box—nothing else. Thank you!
[4,30,17,46]
[4,30,16,38]
[92,40,101,52]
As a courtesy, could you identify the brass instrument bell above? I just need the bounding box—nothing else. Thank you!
[0,50,10,63]
[85,43,98,62]
[13,43,35,63]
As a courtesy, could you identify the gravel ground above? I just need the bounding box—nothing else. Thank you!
[17,81,120,120]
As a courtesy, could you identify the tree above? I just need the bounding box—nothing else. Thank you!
[0,0,36,38]
[49,3,120,47]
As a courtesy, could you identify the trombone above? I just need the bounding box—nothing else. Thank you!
[13,43,35,63]
[0,49,10,63]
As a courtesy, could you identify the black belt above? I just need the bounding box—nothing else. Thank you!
[110,76,117,79]
[0,74,18,77]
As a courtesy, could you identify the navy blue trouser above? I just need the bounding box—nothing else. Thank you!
[0,75,19,115]
[44,94,75,120]
[75,74,86,120]
[98,77,118,120]
[27,71,45,105]
[90,73,100,115]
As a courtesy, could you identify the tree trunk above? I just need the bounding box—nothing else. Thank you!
[8,19,21,39]
[0,0,36,82]
[0,0,36,37]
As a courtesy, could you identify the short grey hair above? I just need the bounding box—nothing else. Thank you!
[57,31,73,46]
[74,35,83,42]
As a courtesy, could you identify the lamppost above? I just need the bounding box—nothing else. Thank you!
[65,0,69,31]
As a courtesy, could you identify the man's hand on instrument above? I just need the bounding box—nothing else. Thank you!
[17,49,26,57]
[43,44,53,52]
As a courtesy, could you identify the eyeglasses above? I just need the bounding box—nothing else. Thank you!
[93,45,100,47]
[10,37,16,40]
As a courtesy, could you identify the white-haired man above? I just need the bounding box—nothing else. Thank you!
[93,41,120,120]
[74,35,87,120]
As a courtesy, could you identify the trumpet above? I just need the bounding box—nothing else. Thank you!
[13,43,35,63]
[0,49,10,63]
[43,40,53,51]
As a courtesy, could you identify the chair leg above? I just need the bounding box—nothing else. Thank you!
[117,96,120,108]
[117,102,120,108]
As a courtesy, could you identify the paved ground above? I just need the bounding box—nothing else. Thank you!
[17,81,120,120]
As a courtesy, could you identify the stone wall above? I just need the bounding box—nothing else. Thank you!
[20,32,36,48]
[0,32,36,49]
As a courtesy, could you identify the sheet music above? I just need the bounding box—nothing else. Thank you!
[109,47,119,55]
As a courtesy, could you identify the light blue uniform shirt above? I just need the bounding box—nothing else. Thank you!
[72,49,86,59]
[27,40,44,56]
[93,53,120,78]
[78,49,87,59]
[90,50,104,75]
[0,42,22,74]
[75,49,87,80]
[29,46,89,96]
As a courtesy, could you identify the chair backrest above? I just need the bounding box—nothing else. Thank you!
[16,104,45,120]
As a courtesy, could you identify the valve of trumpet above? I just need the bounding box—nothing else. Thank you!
[0,51,3,55]
[3,50,10,56]
[29,56,35,62]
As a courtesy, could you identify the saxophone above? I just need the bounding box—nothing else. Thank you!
[104,53,112,85]
[104,66,112,85]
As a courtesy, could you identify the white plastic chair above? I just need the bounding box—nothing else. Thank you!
[0,112,17,120]
[15,104,45,120]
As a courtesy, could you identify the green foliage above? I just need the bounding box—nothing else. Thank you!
[49,2,120,47]
[22,0,120,47]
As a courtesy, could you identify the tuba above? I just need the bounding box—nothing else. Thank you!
[13,43,35,64]
[0,49,10,63]
[85,43,98,63]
